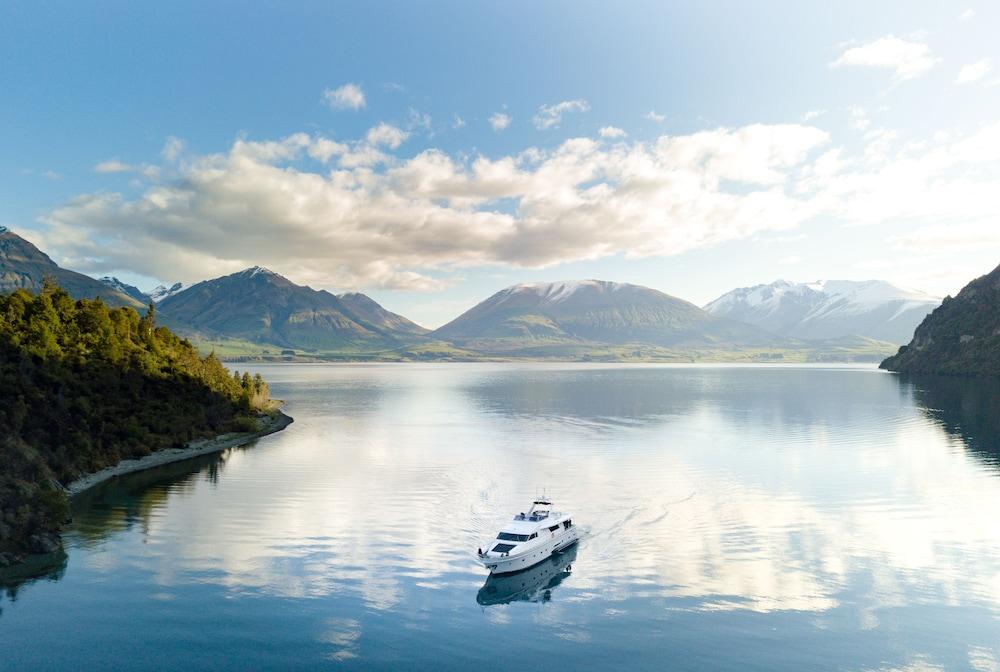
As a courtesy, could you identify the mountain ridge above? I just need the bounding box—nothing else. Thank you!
[432,279,781,355]
[0,228,144,308]
[157,266,422,350]
[705,278,940,344]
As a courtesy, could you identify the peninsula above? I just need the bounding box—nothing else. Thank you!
[0,281,290,570]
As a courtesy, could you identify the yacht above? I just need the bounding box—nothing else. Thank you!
[477,498,578,574]
[477,544,577,605]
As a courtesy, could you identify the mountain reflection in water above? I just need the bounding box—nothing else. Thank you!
[3,364,1000,672]
[477,544,578,606]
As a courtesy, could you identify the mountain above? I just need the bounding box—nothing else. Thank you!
[432,279,775,354]
[337,292,429,335]
[100,276,149,304]
[149,282,186,303]
[157,266,418,350]
[704,279,940,344]
[881,264,1000,377]
[0,227,143,308]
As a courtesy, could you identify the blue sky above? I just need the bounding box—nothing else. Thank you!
[3,1,999,327]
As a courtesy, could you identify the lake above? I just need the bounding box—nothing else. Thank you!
[3,363,1000,671]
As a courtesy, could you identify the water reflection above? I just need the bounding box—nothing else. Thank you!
[477,545,578,606]
[3,364,1000,671]
[900,373,1000,467]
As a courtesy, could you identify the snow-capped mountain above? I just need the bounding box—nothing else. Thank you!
[99,276,149,304]
[148,282,186,303]
[704,279,941,344]
[433,279,773,351]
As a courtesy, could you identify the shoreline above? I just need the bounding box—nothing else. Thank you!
[64,406,294,497]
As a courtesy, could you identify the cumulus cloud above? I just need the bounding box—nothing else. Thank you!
[831,35,938,80]
[645,110,666,122]
[956,58,992,85]
[365,123,408,149]
[533,99,589,130]
[322,83,366,110]
[41,120,1000,293]
[598,126,627,138]
[489,112,511,131]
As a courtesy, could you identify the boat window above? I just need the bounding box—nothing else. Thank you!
[491,543,516,554]
[497,532,530,542]
[548,525,559,532]
[529,533,537,539]
[563,520,572,529]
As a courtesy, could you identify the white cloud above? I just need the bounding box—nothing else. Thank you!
[161,136,185,162]
[94,159,134,174]
[847,106,871,131]
[890,222,1000,252]
[645,110,666,122]
[831,35,938,80]
[406,108,432,132]
[957,58,993,85]
[43,120,1000,294]
[452,115,466,129]
[533,99,590,130]
[802,109,826,121]
[365,123,408,149]
[598,126,627,138]
[959,8,975,20]
[322,83,366,110]
[489,112,511,131]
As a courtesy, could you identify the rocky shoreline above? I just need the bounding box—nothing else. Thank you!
[65,407,293,497]
[1,406,292,574]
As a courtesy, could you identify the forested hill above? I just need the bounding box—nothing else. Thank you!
[0,281,274,568]
[881,263,1000,377]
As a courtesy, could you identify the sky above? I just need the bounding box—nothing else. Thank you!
[2,1,999,328]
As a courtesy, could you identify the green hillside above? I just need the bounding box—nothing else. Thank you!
[0,281,273,568]
[881,263,1000,377]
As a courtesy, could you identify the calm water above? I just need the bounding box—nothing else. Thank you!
[3,364,1000,671]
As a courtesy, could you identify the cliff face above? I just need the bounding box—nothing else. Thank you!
[881,264,1000,377]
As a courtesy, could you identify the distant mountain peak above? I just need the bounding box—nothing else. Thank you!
[238,265,278,278]
[432,278,768,352]
[99,276,149,304]
[705,278,940,344]
[149,282,185,303]
[506,279,627,301]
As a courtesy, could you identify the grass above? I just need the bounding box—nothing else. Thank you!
[188,333,899,364]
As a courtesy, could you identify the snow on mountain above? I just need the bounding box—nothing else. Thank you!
[492,279,627,306]
[704,279,941,344]
[148,282,186,303]
[99,276,151,304]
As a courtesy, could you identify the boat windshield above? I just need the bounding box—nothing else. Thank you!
[497,532,530,542]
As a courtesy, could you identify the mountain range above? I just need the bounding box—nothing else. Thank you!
[156,266,423,351]
[705,279,940,345]
[0,226,936,361]
[432,280,774,356]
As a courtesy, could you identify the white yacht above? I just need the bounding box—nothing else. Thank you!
[477,498,578,574]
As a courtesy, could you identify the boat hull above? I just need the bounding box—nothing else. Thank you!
[481,529,579,575]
